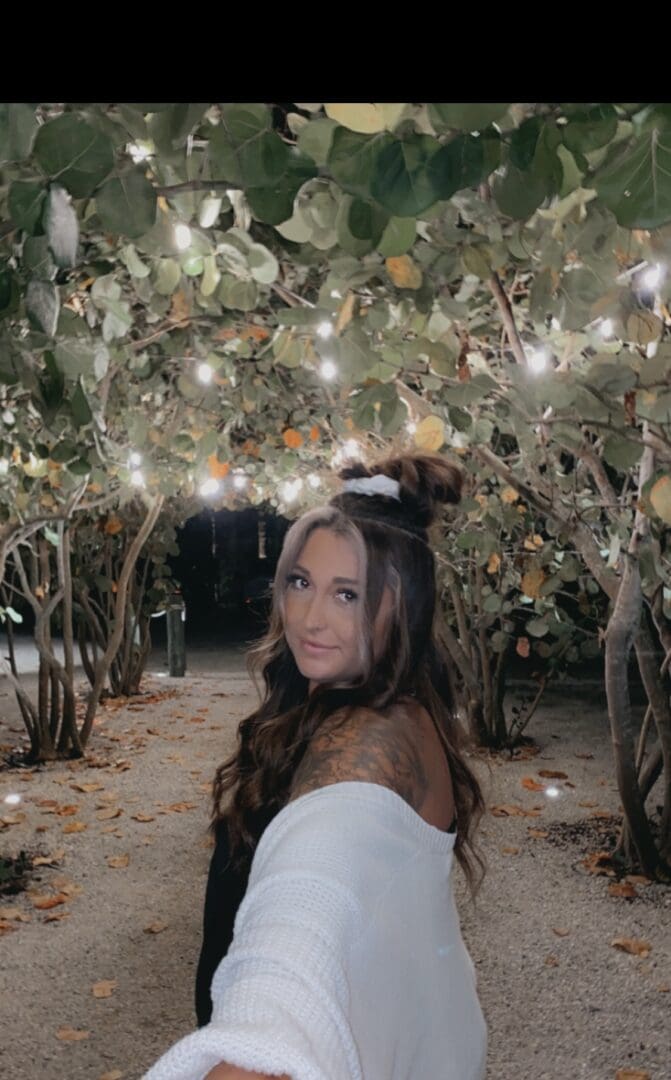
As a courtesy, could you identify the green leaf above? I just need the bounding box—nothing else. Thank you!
[297,118,338,166]
[154,258,182,295]
[8,180,46,234]
[328,128,395,198]
[55,339,94,378]
[219,276,258,311]
[23,236,57,281]
[483,593,503,613]
[427,133,496,199]
[34,114,115,198]
[428,103,510,132]
[96,169,157,238]
[0,103,37,164]
[370,135,441,216]
[602,435,644,470]
[247,242,279,284]
[494,162,549,220]
[147,104,207,150]
[596,129,671,228]
[376,216,416,257]
[246,150,317,225]
[526,616,549,638]
[209,105,289,188]
[563,104,618,154]
[347,197,388,242]
[120,244,151,278]
[509,117,543,170]
[50,439,77,463]
[26,279,60,336]
[44,185,79,268]
[36,351,65,419]
[71,381,93,428]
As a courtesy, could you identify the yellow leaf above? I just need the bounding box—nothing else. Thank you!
[521,567,546,599]
[170,289,191,324]
[414,415,445,452]
[56,1026,90,1042]
[62,821,87,834]
[324,103,387,133]
[157,196,169,213]
[92,979,117,998]
[501,485,519,504]
[615,1070,651,1080]
[335,291,356,335]
[283,427,304,449]
[486,552,501,574]
[385,255,423,290]
[650,474,671,524]
[309,424,320,443]
[143,920,169,934]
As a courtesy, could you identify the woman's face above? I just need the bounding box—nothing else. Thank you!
[283,527,393,694]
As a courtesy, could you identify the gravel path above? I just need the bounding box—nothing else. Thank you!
[1,654,669,1080]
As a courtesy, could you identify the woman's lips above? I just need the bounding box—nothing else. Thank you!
[301,640,336,653]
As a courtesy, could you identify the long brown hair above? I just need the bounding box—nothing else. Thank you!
[209,451,485,892]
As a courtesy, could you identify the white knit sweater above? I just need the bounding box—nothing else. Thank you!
[142,781,487,1080]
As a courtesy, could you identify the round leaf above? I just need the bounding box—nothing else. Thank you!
[650,474,671,524]
[34,115,115,197]
[8,180,46,234]
[376,216,416,257]
[96,169,158,238]
[596,130,671,229]
[247,243,279,284]
[324,104,387,134]
[45,186,79,268]
[428,103,510,132]
[0,103,37,164]
[370,135,441,217]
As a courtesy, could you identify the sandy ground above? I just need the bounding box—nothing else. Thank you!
[0,645,669,1080]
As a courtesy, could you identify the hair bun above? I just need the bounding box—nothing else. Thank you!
[339,452,462,530]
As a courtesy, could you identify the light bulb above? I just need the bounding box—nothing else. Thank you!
[199,478,220,497]
[599,318,614,338]
[127,142,151,163]
[175,224,192,251]
[4,793,21,805]
[551,318,561,331]
[0,458,9,475]
[308,473,321,489]
[407,421,417,434]
[545,786,560,799]
[642,263,664,290]
[130,469,145,487]
[197,363,213,385]
[233,473,247,490]
[317,321,334,339]
[330,289,342,299]
[129,451,142,467]
[320,360,337,381]
[528,349,548,374]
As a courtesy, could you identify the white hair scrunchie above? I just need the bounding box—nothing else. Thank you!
[342,475,401,501]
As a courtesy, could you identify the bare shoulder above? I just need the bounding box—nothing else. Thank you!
[286,699,430,816]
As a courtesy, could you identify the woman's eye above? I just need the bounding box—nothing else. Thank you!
[286,575,357,603]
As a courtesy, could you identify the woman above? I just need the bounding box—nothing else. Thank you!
[144,452,487,1080]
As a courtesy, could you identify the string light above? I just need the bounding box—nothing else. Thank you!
[641,263,664,290]
[308,473,321,489]
[197,363,213,385]
[127,142,151,163]
[129,451,142,467]
[407,421,417,434]
[282,478,303,502]
[317,321,334,339]
[545,786,561,800]
[599,318,614,338]
[3,793,21,805]
[175,224,192,251]
[233,472,247,490]
[199,478,220,497]
[130,470,145,488]
[528,349,548,374]
[320,360,337,381]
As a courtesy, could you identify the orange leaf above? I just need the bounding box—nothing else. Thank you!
[385,255,422,290]
[169,289,190,324]
[143,920,169,934]
[500,485,519,504]
[521,777,545,792]
[309,424,320,442]
[56,1026,90,1042]
[335,290,356,334]
[552,927,570,937]
[501,846,519,856]
[96,807,122,820]
[207,455,230,480]
[62,821,87,834]
[104,515,124,536]
[615,1070,651,1079]
[528,828,549,839]
[106,854,130,869]
[521,567,545,599]
[486,552,501,574]
[544,954,559,967]
[608,882,638,899]
[92,979,117,998]
[582,851,616,876]
[282,427,304,449]
[538,769,568,780]
[516,637,530,658]
[131,813,155,823]
[32,893,69,910]
[611,937,651,957]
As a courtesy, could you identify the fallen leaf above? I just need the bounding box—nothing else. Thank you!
[528,828,549,839]
[490,804,542,818]
[521,567,545,599]
[143,920,169,934]
[501,846,520,856]
[552,927,570,937]
[0,907,31,922]
[486,552,501,575]
[282,427,303,450]
[657,983,670,993]
[582,851,616,876]
[1,814,26,826]
[500,486,519,504]
[624,874,652,887]
[579,800,599,808]
[57,804,79,817]
[521,777,545,792]
[32,850,65,866]
[615,1070,651,1079]
[538,769,568,780]
[131,813,155,823]
[107,854,129,869]
[335,290,356,334]
[104,515,124,536]
[611,937,652,957]
[100,1071,124,1080]
[92,979,117,999]
[608,882,638,899]
[385,254,423,290]
[70,782,105,793]
[56,1026,89,1042]
[590,809,614,819]
[32,893,69,910]
[544,954,559,967]
[574,752,594,760]
[96,808,123,820]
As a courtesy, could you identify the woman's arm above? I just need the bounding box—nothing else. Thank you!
[204,1066,291,1080]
